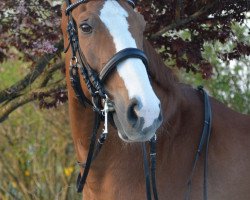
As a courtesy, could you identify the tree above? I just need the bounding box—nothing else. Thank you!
[179,20,250,114]
[0,0,250,120]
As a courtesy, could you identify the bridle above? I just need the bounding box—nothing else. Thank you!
[64,0,159,199]
[65,0,148,105]
[64,1,212,200]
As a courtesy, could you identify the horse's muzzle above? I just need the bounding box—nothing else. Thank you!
[113,98,163,142]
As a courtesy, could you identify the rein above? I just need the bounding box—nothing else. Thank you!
[185,86,212,200]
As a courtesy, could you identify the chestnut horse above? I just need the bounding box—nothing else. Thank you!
[61,0,250,199]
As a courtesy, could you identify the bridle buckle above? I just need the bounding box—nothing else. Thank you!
[70,56,78,67]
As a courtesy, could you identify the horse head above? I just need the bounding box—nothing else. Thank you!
[62,0,162,142]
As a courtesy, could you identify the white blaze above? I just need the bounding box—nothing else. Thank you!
[100,1,160,129]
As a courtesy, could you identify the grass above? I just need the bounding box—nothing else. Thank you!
[0,59,81,200]
[0,58,28,89]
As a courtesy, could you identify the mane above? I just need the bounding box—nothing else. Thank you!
[143,39,179,93]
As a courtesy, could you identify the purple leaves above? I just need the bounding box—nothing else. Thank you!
[1,0,249,79]
[16,0,27,15]
[0,0,62,60]
[32,40,58,55]
[139,0,250,78]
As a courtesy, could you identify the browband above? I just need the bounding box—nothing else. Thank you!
[65,0,88,15]
[65,0,136,16]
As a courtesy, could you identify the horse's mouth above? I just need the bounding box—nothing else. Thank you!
[112,112,158,143]
[118,130,155,142]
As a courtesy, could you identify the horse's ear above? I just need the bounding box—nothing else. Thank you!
[126,0,137,8]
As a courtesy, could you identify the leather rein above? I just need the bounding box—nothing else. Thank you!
[64,1,212,199]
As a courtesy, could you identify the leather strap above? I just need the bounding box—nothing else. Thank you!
[150,136,158,200]
[77,104,101,193]
[142,135,159,200]
[142,142,152,200]
[65,0,88,15]
[127,0,136,8]
[185,86,212,200]
[99,48,149,81]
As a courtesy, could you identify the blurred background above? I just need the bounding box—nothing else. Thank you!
[0,59,81,199]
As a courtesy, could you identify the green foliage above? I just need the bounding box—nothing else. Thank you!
[180,61,250,114]
[0,60,79,200]
[179,22,250,114]
[0,60,26,89]
[0,103,80,200]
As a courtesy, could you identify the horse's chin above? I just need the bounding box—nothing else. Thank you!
[113,113,156,143]
[118,131,154,143]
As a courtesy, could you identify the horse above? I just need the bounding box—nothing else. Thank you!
[61,0,250,199]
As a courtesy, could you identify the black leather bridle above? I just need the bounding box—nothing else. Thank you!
[64,0,159,199]
[64,1,212,200]
[65,0,148,107]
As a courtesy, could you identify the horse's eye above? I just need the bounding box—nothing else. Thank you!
[80,23,92,34]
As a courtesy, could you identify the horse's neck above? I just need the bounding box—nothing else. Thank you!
[143,39,183,126]
[143,39,206,165]
[144,44,214,193]
[143,39,178,93]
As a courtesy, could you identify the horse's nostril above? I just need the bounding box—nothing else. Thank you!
[158,111,163,123]
[158,105,163,121]
[127,98,141,128]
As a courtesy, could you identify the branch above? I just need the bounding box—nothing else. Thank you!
[40,61,65,87]
[175,0,183,20]
[0,83,66,123]
[151,1,217,39]
[0,40,64,103]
